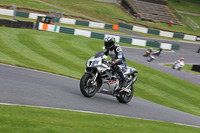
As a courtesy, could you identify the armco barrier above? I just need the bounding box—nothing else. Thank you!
[118,22,197,41]
[38,22,180,50]
[0,19,34,29]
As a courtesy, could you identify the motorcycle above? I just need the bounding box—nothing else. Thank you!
[172,60,185,70]
[146,48,162,62]
[80,51,138,104]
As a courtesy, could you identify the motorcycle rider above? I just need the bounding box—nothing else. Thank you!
[144,47,153,56]
[148,48,153,53]
[174,57,184,66]
[103,37,127,88]
[153,48,162,56]
[178,57,184,62]
[173,57,184,70]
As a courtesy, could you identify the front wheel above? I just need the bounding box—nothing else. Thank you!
[116,86,134,104]
[80,73,97,97]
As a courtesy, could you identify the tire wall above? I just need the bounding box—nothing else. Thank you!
[0,19,34,29]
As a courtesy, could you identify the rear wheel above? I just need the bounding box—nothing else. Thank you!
[80,73,97,97]
[116,86,134,104]
[172,64,175,69]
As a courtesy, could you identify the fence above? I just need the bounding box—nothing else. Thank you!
[186,17,199,32]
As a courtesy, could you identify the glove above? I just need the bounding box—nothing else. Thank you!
[107,61,115,66]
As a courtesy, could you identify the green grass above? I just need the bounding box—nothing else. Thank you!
[0,0,135,24]
[164,63,200,75]
[1,104,200,133]
[41,0,136,24]
[0,0,79,16]
[180,13,200,34]
[168,0,200,14]
[0,27,200,118]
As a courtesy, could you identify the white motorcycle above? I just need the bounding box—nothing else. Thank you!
[172,60,185,70]
[80,51,138,103]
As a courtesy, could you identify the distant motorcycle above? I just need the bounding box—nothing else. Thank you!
[80,51,138,103]
[172,60,185,70]
[146,48,162,62]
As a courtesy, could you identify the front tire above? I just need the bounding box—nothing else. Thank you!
[80,73,97,97]
[116,86,134,104]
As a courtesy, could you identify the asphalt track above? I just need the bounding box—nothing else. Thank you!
[0,39,200,127]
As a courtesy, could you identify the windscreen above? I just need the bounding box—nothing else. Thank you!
[94,51,104,58]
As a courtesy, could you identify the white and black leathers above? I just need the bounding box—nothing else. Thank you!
[104,44,127,87]
[104,44,126,66]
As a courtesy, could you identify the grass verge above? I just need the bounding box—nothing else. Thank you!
[0,104,200,133]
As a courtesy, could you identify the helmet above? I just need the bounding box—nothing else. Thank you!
[181,57,184,60]
[104,37,115,50]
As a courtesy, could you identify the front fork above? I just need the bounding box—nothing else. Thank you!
[91,72,98,85]
[85,71,98,86]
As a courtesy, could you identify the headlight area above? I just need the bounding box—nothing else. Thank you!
[86,60,100,67]
[91,61,99,66]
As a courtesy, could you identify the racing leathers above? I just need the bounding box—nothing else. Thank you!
[104,44,127,87]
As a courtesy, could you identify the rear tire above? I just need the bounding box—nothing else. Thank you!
[116,86,134,104]
[172,64,175,69]
[80,73,97,97]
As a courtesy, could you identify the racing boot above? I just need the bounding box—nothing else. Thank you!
[118,72,128,88]
[121,78,128,87]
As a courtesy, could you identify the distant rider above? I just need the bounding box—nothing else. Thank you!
[104,37,127,88]
[145,48,153,56]
[153,48,162,56]
[148,48,153,53]
[174,57,184,65]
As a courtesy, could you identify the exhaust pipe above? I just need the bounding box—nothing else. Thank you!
[119,76,137,92]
